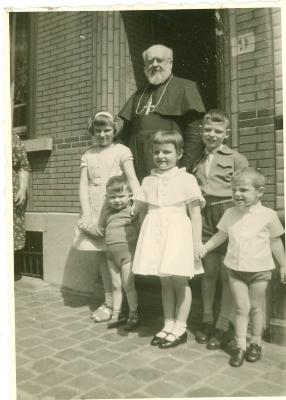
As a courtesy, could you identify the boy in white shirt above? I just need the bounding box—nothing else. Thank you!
[199,167,285,367]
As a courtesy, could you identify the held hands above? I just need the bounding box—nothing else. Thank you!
[194,242,208,261]
[78,215,105,238]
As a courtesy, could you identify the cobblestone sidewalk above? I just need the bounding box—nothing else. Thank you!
[15,276,286,399]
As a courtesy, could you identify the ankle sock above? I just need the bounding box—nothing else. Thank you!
[250,336,261,346]
[236,336,247,351]
[104,292,113,309]
[172,320,187,337]
[156,319,175,338]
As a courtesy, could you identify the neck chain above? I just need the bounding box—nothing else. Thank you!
[135,74,173,115]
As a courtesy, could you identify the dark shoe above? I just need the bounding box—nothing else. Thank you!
[195,323,213,344]
[245,343,262,363]
[159,331,187,349]
[107,316,126,329]
[229,348,245,367]
[150,330,169,346]
[207,328,226,350]
[124,315,139,331]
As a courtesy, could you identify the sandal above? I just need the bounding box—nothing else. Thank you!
[91,304,112,322]
[124,314,139,331]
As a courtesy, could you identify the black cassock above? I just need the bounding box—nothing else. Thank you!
[119,75,206,182]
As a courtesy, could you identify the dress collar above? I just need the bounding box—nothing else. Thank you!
[150,166,186,178]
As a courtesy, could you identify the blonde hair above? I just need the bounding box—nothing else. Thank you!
[232,167,265,188]
[87,111,123,137]
[152,130,184,154]
[202,108,230,129]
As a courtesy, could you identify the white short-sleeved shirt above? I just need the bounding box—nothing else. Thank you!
[218,202,284,272]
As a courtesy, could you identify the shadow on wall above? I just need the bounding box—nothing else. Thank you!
[60,247,105,312]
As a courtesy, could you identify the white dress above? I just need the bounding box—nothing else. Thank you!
[132,167,205,278]
[73,143,133,251]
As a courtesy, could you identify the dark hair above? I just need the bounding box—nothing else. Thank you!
[106,175,131,194]
[87,111,123,137]
[151,130,184,154]
[202,108,230,129]
[232,167,265,188]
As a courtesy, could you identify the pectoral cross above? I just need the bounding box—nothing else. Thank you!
[142,95,154,115]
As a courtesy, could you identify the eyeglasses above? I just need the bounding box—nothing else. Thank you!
[144,57,172,66]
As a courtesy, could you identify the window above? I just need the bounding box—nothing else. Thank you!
[10,12,36,138]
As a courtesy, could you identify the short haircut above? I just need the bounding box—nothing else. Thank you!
[87,111,123,137]
[202,108,230,129]
[106,175,131,194]
[232,167,265,188]
[142,44,173,62]
[151,130,184,154]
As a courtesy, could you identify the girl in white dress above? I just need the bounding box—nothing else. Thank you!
[133,129,205,348]
[73,111,141,322]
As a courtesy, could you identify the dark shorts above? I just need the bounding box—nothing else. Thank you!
[227,268,272,284]
[106,242,136,268]
[202,200,233,254]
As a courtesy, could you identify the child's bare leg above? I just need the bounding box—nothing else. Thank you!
[229,276,250,351]
[172,276,192,336]
[91,252,113,322]
[159,277,176,336]
[121,262,138,313]
[107,259,123,318]
[249,280,269,345]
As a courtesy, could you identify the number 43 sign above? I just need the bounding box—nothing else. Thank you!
[231,32,255,56]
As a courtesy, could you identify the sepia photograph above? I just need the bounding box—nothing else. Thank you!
[2,2,286,399]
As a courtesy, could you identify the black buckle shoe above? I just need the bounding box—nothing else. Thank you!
[245,343,262,363]
[150,330,169,346]
[159,331,187,349]
[195,323,213,344]
[229,348,245,367]
[206,328,226,350]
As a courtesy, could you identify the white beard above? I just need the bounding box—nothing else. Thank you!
[145,67,172,86]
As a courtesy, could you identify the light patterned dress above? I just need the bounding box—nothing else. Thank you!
[133,167,205,278]
[73,143,133,251]
[12,133,31,251]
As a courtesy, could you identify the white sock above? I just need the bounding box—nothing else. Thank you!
[104,292,113,309]
[236,336,247,351]
[156,319,175,338]
[250,336,262,346]
[172,320,187,337]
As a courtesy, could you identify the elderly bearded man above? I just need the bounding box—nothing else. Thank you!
[119,44,206,181]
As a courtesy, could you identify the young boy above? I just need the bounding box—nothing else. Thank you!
[193,109,249,350]
[199,167,285,367]
[95,175,139,331]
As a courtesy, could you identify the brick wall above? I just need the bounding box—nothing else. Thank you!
[28,12,93,213]
[220,8,282,210]
[271,8,284,215]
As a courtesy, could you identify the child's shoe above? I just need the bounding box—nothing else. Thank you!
[195,323,213,344]
[124,314,139,331]
[91,304,112,322]
[207,328,226,350]
[107,315,127,329]
[245,343,261,362]
[229,348,245,367]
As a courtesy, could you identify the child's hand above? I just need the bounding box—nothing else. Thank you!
[279,265,286,285]
[88,225,105,238]
[194,242,207,260]
[78,215,90,231]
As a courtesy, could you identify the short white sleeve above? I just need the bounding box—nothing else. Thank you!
[267,210,284,238]
[80,152,88,168]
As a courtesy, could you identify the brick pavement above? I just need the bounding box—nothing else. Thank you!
[14,276,286,399]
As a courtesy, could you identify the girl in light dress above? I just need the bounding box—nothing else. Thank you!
[73,111,141,322]
[133,130,205,348]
